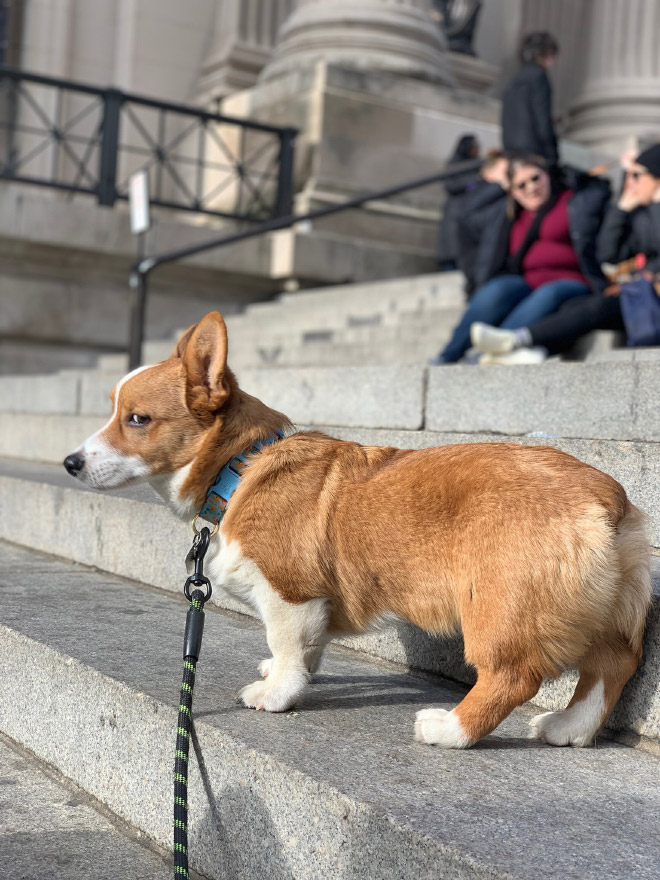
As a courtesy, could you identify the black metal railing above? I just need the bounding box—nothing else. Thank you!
[0,67,296,222]
[127,159,483,368]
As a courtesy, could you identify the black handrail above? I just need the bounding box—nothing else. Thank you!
[127,158,482,369]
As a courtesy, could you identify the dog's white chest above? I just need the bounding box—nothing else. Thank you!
[205,532,267,612]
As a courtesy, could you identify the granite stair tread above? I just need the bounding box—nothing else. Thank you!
[2,540,660,880]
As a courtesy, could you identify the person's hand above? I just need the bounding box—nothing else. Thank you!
[604,283,622,297]
[620,150,637,171]
[482,158,509,189]
[618,186,642,212]
[589,162,612,177]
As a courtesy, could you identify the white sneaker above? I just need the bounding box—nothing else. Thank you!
[479,347,548,365]
[470,322,518,354]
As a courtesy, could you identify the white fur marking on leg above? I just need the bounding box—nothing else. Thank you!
[530,679,605,747]
[206,535,329,713]
[414,708,473,748]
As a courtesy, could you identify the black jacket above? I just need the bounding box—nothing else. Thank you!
[438,164,481,262]
[596,202,660,273]
[501,63,558,165]
[455,180,507,295]
[473,170,611,294]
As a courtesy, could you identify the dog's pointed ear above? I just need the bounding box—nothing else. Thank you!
[173,324,197,360]
[180,312,230,417]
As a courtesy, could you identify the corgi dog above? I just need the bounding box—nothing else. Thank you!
[63,312,651,749]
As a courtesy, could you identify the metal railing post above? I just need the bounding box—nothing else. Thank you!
[128,265,150,370]
[98,88,122,207]
[274,128,296,218]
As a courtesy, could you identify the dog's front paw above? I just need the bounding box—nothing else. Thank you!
[414,708,472,748]
[239,679,296,713]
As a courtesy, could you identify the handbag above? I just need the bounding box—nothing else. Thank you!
[618,277,660,347]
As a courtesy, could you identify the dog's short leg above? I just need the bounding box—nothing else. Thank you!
[531,639,640,747]
[415,667,541,748]
[258,641,328,679]
[240,593,330,712]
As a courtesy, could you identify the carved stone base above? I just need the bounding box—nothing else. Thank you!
[223,60,501,253]
[566,81,660,155]
[261,0,453,86]
[449,51,498,93]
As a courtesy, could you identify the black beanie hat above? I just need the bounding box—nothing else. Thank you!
[636,144,660,178]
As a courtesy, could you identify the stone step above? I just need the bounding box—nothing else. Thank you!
[225,338,440,369]
[585,347,660,364]
[2,540,660,880]
[0,364,427,428]
[93,273,466,373]
[96,297,466,373]
[242,270,465,318]
[1,456,658,746]
[3,360,656,442]
[98,311,461,371]
[223,306,462,344]
[425,361,660,441]
[0,734,176,879]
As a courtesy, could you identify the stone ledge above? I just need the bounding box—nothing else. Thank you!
[426,361,660,442]
[2,540,660,880]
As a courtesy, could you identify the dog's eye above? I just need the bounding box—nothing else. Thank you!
[127,413,151,427]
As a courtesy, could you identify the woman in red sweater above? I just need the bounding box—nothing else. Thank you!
[435,154,610,363]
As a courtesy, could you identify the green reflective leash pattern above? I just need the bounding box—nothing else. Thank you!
[174,652,198,877]
[174,527,212,879]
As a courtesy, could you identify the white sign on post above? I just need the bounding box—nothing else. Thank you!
[129,169,151,235]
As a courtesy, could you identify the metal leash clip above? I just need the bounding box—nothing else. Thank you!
[183,526,213,604]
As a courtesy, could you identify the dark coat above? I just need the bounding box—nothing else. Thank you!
[438,164,481,262]
[472,170,611,295]
[501,63,558,165]
[455,180,507,296]
[596,202,660,273]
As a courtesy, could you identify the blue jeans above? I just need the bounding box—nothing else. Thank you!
[439,275,590,363]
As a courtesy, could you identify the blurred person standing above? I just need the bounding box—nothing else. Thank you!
[501,32,559,167]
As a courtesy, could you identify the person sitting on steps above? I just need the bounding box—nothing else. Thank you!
[455,150,510,299]
[438,134,482,269]
[431,153,611,364]
[470,144,660,364]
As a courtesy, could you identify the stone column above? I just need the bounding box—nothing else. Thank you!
[261,0,453,86]
[197,0,294,103]
[563,0,660,153]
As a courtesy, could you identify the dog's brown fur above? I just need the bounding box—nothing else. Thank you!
[78,312,652,746]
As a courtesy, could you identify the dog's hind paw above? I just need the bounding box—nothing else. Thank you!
[530,710,596,747]
[414,708,472,748]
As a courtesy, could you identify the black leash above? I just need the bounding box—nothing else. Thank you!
[174,526,213,879]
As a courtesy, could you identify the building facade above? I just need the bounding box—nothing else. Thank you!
[4,0,659,156]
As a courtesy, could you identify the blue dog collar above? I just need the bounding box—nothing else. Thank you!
[196,431,284,528]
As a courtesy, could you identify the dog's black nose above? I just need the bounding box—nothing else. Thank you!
[63,453,85,476]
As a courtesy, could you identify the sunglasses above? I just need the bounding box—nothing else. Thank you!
[514,172,543,192]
